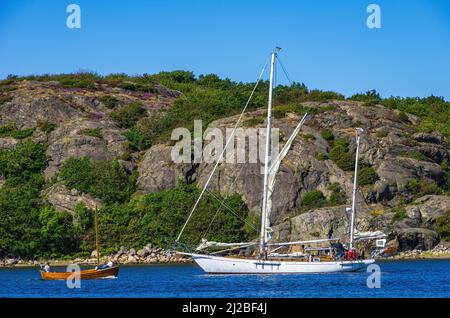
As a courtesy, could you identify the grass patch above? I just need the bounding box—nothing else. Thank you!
[301,190,326,208]
[320,128,334,141]
[0,79,15,86]
[0,95,13,105]
[99,95,118,109]
[357,166,379,186]
[243,117,264,127]
[398,111,409,123]
[376,130,388,138]
[37,120,57,133]
[405,179,441,197]
[300,184,347,210]
[81,127,103,139]
[328,183,346,205]
[300,133,316,141]
[392,206,408,221]
[362,100,379,107]
[0,123,34,139]
[119,81,157,94]
[110,103,146,128]
[399,150,428,161]
[315,152,328,161]
[59,73,97,89]
[328,137,355,171]
[0,85,18,93]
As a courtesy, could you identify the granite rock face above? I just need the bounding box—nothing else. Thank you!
[41,182,101,214]
[137,144,194,193]
[1,80,449,252]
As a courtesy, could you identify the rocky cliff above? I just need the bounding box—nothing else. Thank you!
[140,102,449,251]
[1,77,449,254]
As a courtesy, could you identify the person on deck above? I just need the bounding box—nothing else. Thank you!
[336,241,344,260]
[342,244,348,260]
[96,260,114,270]
[40,262,51,272]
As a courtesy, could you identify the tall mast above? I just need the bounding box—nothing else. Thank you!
[260,47,279,256]
[94,205,100,265]
[349,127,363,249]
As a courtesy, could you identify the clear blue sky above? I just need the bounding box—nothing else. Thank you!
[1,0,449,99]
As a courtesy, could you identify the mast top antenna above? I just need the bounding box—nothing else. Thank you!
[275,47,282,53]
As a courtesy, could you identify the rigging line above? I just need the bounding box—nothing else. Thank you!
[205,189,259,232]
[276,55,293,85]
[200,204,224,240]
[200,163,247,240]
[176,56,270,242]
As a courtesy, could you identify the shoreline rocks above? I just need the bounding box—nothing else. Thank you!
[386,244,450,260]
[110,244,191,265]
[0,243,192,267]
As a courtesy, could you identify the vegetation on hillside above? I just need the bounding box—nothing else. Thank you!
[94,183,256,251]
[0,145,255,258]
[0,72,449,258]
[436,210,450,241]
[300,183,347,210]
[0,141,55,258]
[59,157,137,204]
[0,123,34,139]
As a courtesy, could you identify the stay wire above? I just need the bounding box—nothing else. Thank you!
[176,55,271,242]
[276,55,293,86]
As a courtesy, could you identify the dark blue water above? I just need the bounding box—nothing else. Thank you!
[1,260,449,297]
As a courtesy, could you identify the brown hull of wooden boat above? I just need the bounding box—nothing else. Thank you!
[40,266,119,280]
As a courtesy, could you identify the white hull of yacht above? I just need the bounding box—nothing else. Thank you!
[181,253,375,274]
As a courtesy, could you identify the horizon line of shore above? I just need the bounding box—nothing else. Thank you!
[2,245,450,268]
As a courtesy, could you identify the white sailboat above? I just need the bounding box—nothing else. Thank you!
[176,48,375,274]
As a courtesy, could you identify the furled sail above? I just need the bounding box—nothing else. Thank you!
[262,113,308,242]
[195,239,256,251]
[354,230,386,240]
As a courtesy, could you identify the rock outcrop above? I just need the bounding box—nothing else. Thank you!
[1,79,449,254]
[137,144,193,193]
[0,80,180,179]
[41,182,101,214]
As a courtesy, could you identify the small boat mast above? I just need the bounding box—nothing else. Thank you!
[94,205,100,265]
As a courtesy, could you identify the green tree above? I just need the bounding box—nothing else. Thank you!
[301,190,326,208]
[0,140,47,184]
[0,141,48,258]
[328,183,346,205]
[0,183,42,258]
[358,167,379,186]
[110,103,146,128]
[39,206,78,257]
[90,161,137,204]
[59,156,94,193]
[436,210,450,241]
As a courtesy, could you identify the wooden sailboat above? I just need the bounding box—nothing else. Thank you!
[40,206,119,280]
[176,48,377,274]
[40,266,119,280]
